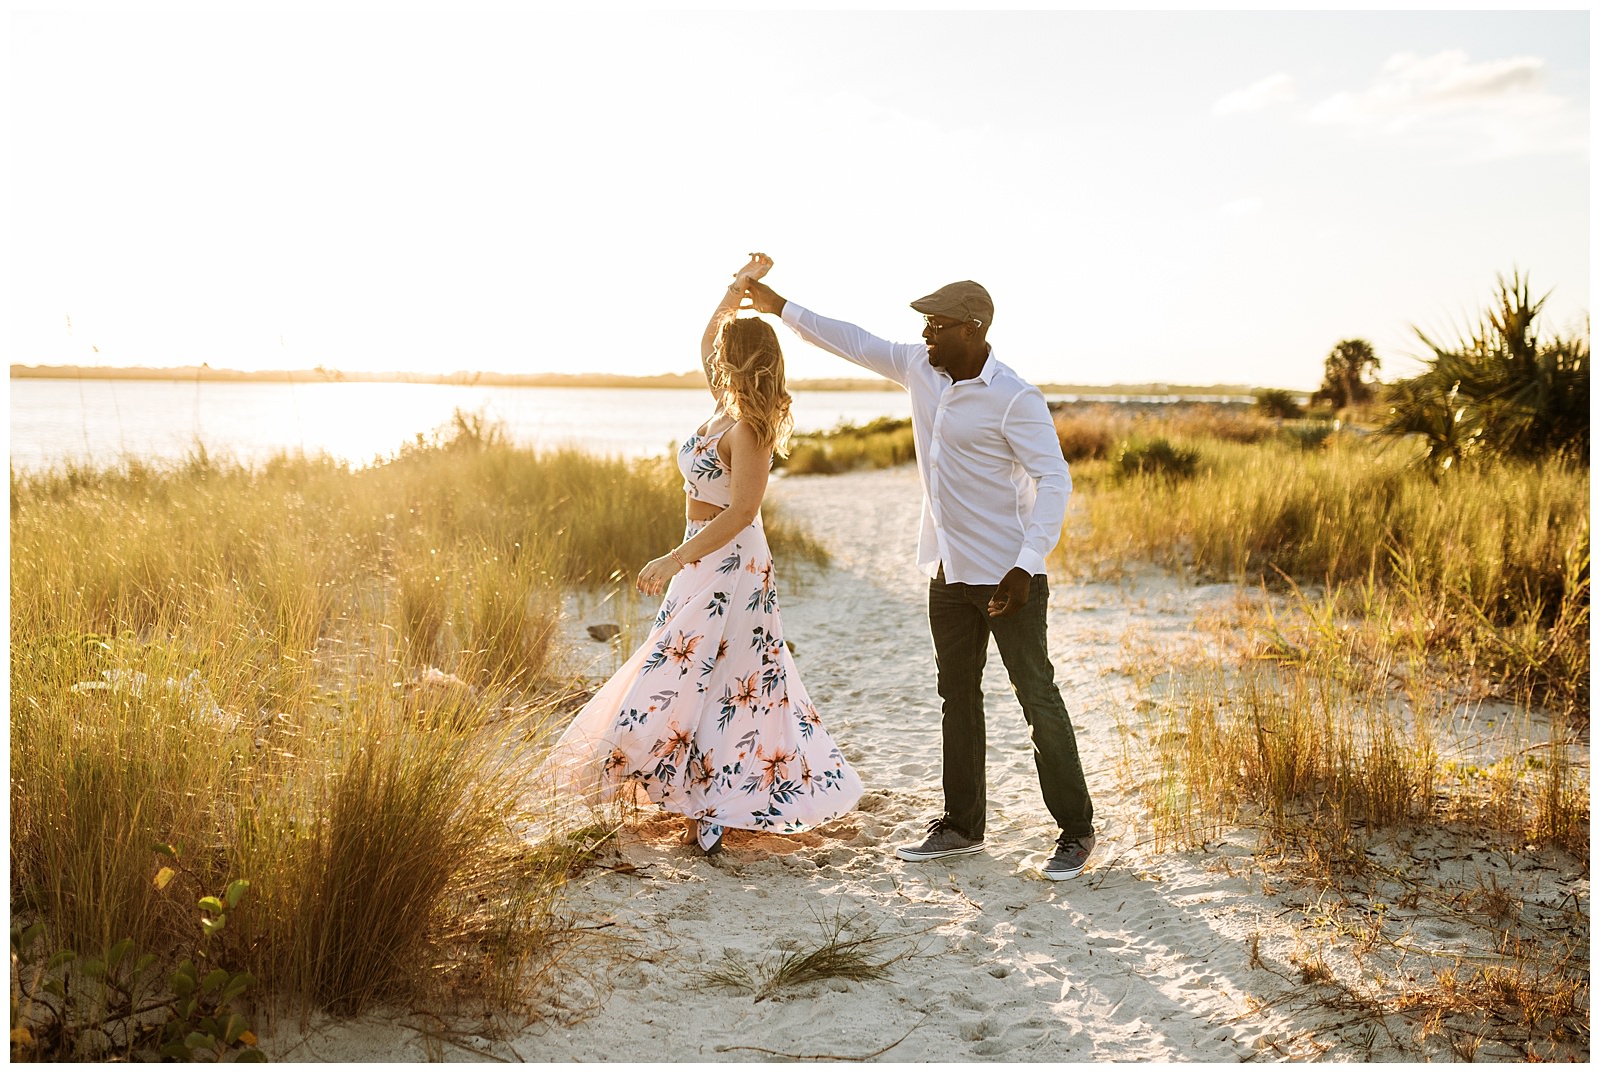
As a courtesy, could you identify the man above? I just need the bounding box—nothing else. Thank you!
[744,275,1096,881]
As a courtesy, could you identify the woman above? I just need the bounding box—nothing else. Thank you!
[541,253,862,855]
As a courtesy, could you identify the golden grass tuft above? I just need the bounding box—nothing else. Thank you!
[9,413,819,1016]
[779,417,915,475]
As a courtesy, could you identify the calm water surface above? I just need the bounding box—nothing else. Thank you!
[8,379,916,472]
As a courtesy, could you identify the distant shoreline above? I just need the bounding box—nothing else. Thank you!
[9,364,1280,398]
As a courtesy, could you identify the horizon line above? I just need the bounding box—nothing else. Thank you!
[9,363,1306,396]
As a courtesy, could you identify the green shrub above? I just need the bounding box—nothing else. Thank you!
[1254,388,1305,420]
[1115,438,1200,482]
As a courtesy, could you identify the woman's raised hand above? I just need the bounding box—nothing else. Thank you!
[731,252,773,289]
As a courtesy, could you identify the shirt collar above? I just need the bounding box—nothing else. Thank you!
[974,347,998,384]
[930,345,1000,386]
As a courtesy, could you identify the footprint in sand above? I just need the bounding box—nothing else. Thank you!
[854,791,893,813]
[949,990,985,1012]
[971,1018,1052,1056]
[611,964,650,989]
[673,895,713,922]
[959,1017,1001,1042]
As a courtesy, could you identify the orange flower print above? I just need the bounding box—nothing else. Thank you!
[756,744,795,790]
[666,632,701,671]
[650,721,693,764]
[690,749,716,788]
[745,556,778,613]
[730,673,759,711]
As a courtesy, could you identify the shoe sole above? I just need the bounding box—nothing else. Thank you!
[1041,853,1093,880]
[895,842,985,862]
[1041,864,1087,880]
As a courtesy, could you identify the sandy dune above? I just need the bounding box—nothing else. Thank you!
[263,464,1588,1063]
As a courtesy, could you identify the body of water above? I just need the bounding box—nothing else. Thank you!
[9,379,917,472]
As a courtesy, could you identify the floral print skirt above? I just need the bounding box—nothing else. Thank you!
[542,514,862,851]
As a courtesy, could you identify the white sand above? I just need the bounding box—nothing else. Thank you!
[263,465,1589,1064]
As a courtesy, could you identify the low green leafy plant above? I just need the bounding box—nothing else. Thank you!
[10,869,264,1062]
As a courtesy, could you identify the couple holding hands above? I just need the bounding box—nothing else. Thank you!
[541,254,1096,882]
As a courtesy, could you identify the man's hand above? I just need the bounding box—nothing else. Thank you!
[986,567,1033,618]
[745,279,787,316]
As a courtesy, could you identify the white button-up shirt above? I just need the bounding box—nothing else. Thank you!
[781,302,1071,585]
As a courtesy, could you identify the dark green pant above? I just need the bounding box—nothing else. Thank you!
[928,570,1094,841]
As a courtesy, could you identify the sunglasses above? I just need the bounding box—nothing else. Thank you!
[923,316,979,333]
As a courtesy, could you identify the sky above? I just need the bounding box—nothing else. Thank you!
[6,4,1591,390]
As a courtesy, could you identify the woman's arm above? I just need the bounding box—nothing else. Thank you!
[699,253,774,392]
[636,420,770,597]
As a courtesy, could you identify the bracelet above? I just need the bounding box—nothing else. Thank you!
[669,550,686,569]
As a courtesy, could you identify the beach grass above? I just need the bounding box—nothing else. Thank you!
[1058,412,1588,708]
[1058,407,1588,865]
[1057,404,1588,1052]
[9,416,822,1023]
[779,417,916,475]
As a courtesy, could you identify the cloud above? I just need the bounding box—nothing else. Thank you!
[1212,73,1296,116]
[1306,50,1585,157]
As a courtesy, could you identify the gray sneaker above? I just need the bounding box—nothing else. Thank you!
[896,819,985,862]
[1042,833,1096,880]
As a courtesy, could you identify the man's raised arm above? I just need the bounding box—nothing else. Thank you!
[746,280,917,386]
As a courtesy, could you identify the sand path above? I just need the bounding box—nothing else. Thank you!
[509,467,1305,1063]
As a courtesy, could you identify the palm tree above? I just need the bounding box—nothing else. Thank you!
[1311,339,1381,409]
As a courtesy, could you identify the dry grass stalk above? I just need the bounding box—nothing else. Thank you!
[695,908,916,1003]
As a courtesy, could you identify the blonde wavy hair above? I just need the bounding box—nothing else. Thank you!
[711,316,794,458]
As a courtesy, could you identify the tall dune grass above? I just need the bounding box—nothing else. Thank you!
[1057,411,1589,863]
[779,417,915,475]
[1059,421,1589,711]
[10,416,823,1016]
